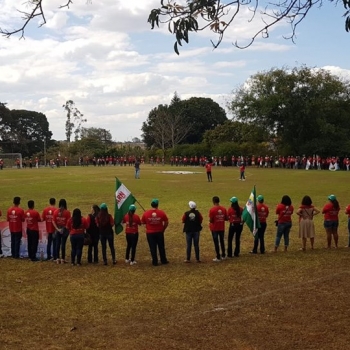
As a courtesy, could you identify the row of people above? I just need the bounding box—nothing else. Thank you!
[1,194,350,265]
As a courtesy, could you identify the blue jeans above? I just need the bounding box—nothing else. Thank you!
[240,171,245,180]
[253,222,267,253]
[100,233,116,263]
[11,232,22,258]
[56,228,69,260]
[135,169,140,179]
[46,232,56,259]
[211,231,225,259]
[70,234,84,264]
[275,222,292,247]
[146,232,168,265]
[185,231,200,261]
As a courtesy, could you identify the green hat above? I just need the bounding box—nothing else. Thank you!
[230,197,238,203]
[100,203,108,209]
[129,204,136,211]
[328,194,336,201]
[257,195,264,202]
[151,198,159,205]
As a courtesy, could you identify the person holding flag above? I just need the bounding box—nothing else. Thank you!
[141,199,169,266]
[242,187,260,239]
[114,178,136,235]
[250,195,269,254]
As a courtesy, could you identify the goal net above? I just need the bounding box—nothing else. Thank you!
[0,153,22,169]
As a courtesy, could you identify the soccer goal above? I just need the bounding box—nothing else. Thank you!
[0,153,22,169]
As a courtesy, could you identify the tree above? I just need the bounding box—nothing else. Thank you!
[2,1,350,55]
[81,127,112,143]
[63,100,87,143]
[0,108,53,157]
[148,0,350,54]
[228,66,350,155]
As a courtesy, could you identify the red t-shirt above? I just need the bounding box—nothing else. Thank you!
[122,213,142,234]
[257,203,269,223]
[227,206,243,224]
[7,206,25,232]
[322,203,340,221]
[205,163,212,172]
[141,209,168,234]
[209,205,227,231]
[66,217,89,235]
[276,204,294,223]
[240,165,245,172]
[345,204,350,218]
[42,206,57,233]
[53,208,71,228]
[24,209,41,231]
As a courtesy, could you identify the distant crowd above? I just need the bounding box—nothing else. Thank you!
[1,193,350,266]
[2,154,350,170]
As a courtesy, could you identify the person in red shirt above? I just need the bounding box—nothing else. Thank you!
[227,197,243,257]
[182,201,203,263]
[274,195,294,252]
[96,203,116,265]
[42,198,57,260]
[322,194,340,249]
[345,203,350,247]
[66,208,89,266]
[7,196,25,259]
[86,205,100,264]
[239,163,246,181]
[251,195,269,254]
[24,200,42,262]
[122,204,142,265]
[53,199,71,264]
[209,196,228,261]
[141,199,169,266]
[205,161,213,182]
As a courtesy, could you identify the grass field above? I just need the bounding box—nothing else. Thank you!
[0,164,350,350]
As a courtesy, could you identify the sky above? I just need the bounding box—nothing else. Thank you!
[0,0,349,142]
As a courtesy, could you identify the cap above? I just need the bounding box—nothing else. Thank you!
[100,203,107,209]
[257,195,264,202]
[151,198,159,205]
[328,194,336,201]
[189,201,196,209]
[230,197,238,203]
[129,204,136,211]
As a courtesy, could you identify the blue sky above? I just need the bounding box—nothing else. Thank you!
[0,0,349,142]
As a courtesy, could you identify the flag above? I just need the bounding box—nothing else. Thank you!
[114,178,136,234]
[242,186,260,237]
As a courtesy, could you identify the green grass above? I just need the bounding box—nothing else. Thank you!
[0,165,350,350]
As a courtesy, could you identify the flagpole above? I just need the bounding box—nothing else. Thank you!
[135,199,146,212]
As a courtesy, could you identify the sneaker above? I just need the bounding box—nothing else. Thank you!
[125,259,130,263]
[184,260,191,263]
[56,259,61,264]
[113,260,117,265]
[212,258,221,262]
[0,254,5,258]
[61,259,67,264]
[249,251,257,254]
[130,261,137,265]
[77,263,81,266]
[221,256,227,260]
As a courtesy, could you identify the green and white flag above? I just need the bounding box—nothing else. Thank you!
[114,178,136,234]
[242,186,261,237]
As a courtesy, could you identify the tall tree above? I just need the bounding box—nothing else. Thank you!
[63,100,87,143]
[228,66,350,155]
[81,127,113,143]
[0,109,53,157]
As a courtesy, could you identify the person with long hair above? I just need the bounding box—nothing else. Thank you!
[227,197,243,257]
[274,195,294,252]
[322,195,340,249]
[67,208,88,266]
[296,195,320,251]
[182,201,203,263]
[96,203,116,265]
[122,204,141,265]
[251,194,269,254]
[52,199,71,264]
[86,205,100,263]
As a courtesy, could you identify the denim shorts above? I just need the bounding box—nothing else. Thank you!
[324,220,339,229]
